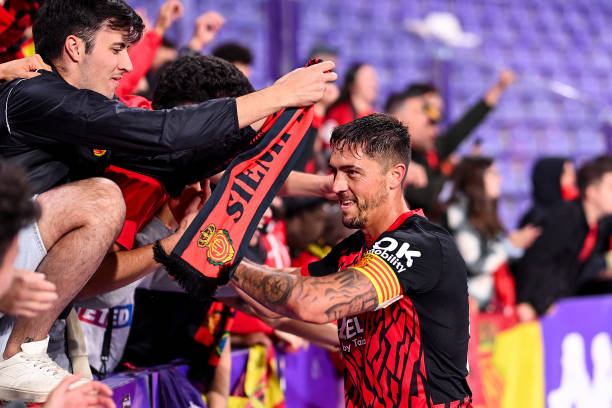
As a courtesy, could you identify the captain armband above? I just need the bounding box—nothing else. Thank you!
[352,253,403,310]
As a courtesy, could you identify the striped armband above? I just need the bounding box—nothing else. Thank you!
[352,253,403,310]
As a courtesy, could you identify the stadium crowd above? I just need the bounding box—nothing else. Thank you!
[0,0,611,407]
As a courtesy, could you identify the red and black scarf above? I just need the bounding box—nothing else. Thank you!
[155,104,314,298]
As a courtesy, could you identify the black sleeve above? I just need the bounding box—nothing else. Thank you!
[435,99,492,160]
[4,74,239,156]
[306,232,365,277]
[110,126,259,196]
[307,245,343,277]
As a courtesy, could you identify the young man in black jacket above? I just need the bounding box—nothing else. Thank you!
[394,70,515,217]
[514,156,612,321]
[0,0,336,401]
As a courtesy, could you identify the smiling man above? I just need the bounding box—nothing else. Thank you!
[229,114,472,407]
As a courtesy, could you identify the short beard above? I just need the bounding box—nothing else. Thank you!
[342,189,387,229]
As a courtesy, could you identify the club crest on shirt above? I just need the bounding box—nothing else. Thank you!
[92,149,107,157]
[197,224,235,265]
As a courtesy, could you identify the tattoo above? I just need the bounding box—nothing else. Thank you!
[321,269,378,320]
[262,274,293,306]
[233,261,379,322]
[25,337,34,343]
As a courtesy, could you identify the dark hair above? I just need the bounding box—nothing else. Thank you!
[384,91,405,114]
[308,44,338,59]
[161,37,177,49]
[33,0,144,64]
[404,82,438,97]
[212,42,253,65]
[448,156,505,239]
[0,161,40,264]
[384,88,425,114]
[577,155,612,198]
[531,157,568,206]
[328,62,366,113]
[152,56,255,109]
[330,113,411,172]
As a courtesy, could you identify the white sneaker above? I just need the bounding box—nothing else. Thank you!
[0,336,88,402]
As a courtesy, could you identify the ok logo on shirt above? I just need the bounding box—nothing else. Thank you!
[370,237,422,272]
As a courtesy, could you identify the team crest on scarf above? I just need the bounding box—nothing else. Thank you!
[93,149,107,157]
[197,224,235,266]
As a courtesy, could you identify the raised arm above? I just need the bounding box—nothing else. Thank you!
[210,171,334,198]
[4,61,336,155]
[229,261,379,324]
[235,61,337,129]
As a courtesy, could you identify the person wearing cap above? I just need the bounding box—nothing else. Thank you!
[401,70,515,218]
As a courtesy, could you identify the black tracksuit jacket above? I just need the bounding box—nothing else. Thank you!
[0,70,256,196]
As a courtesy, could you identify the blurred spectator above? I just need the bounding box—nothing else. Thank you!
[301,45,340,173]
[135,9,225,98]
[0,0,40,63]
[283,197,328,258]
[318,63,378,174]
[115,0,183,98]
[403,69,515,217]
[308,44,339,65]
[0,160,57,318]
[212,42,253,79]
[578,213,612,296]
[514,156,612,321]
[289,199,353,269]
[385,88,431,189]
[442,157,540,311]
[324,63,378,128]
[518,157,579,228]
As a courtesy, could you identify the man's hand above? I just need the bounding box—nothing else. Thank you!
[188,11,226,51]
[235,60,337,128]
[274,329,308,352]
[135,8,153,32]
[0,269,57,318]
[484,68,516,106]
[273,61,338,108]
[43,374,114,408]
[154,0,184,37]
[497,69,516,91]
[0,55,52,82]
[319,174,336,200]
[168,180,210,226]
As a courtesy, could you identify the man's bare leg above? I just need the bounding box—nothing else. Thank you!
[3,178,125,358]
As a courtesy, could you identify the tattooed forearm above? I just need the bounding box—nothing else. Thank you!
[231,263,380,324]
[324,292,378,321]
[261,274,293,306]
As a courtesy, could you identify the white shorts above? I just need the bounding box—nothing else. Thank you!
[14,221,46,271]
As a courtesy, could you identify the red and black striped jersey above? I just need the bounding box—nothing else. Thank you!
[304,210,472,407]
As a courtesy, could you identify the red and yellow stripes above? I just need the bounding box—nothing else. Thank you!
[353,253,402,308]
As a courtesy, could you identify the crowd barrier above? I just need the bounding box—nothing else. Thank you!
[102,344,342,408]
[102,295,612,408]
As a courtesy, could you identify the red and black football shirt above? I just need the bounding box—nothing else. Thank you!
[303,210,472,407]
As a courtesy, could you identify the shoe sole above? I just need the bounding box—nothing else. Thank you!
[0,386,50,403]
